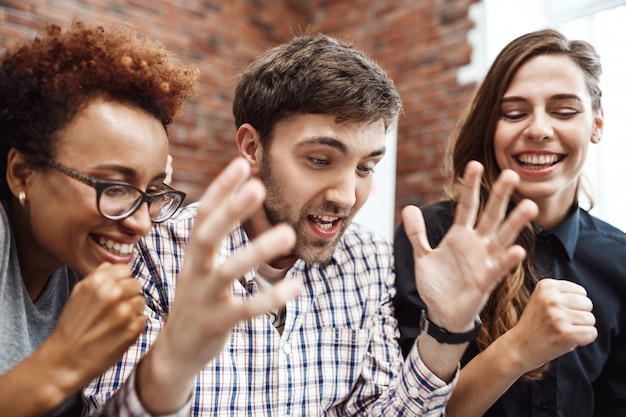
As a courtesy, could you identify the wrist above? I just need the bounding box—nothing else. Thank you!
[137,339,194,414]
[32,340,82,409]
[492,330,534,376]
[420,310,482,344]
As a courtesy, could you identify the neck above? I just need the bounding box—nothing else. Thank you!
[532,198,576,230]
[9,201,59,300]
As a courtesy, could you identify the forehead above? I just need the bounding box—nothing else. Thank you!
[270,113,387,154]
[506,54,589,99]
[53,98,169,166]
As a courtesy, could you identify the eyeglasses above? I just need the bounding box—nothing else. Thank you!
[46,159,186,223]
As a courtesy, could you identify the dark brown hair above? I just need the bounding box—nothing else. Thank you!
[232,33,402,146]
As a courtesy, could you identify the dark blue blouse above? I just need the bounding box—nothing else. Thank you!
[394,200,626,416]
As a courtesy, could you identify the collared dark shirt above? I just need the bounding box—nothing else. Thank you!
[394,200,626,417]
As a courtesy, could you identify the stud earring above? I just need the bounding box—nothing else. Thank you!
[18,191,27,207]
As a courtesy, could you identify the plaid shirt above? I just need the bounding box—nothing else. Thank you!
[84,203,456,416]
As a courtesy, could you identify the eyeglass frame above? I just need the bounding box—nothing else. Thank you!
[45,159,186,223]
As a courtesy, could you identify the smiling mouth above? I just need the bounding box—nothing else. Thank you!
[515,153,564,170]
[309,215,340,231]
[98,237,134,256]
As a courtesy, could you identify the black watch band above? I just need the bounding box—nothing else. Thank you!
[419,310,482,344]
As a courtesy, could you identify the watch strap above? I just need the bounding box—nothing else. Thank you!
[419,309,482,344]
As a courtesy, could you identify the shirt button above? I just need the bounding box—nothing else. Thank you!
[283,343,291,355]
[427,397,445,409]
[408,386,420,398]
[539,399,550,410]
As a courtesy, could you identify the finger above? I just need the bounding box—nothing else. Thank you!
[116,277,143,299]
[475,169,520,236]
[128,293,147,316]
[196,157,253,216]
[493,244,527,278]
[190,178,266,271]
[230,279,301,323]
[454,160,484,228]
[560,293,594,313]
[573,325,598,346]
[216,224,296,288]
[536,278,589,297]
[401,205,432,260]
[91,262,133,282]
[555,280,589,297]
[567,308,596,326]
[568,312,597,346]
[491,199,538,250]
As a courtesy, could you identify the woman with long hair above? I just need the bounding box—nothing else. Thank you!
[395,28,625,416]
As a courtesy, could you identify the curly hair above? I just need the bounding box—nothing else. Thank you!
[447,29,602,381]
[0,20,199,202]
[232,33,402,146]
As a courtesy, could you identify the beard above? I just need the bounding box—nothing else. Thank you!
[260,153,353,265]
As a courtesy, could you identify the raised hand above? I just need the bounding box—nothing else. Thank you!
[402,160,538,333]
[137,157,300,414]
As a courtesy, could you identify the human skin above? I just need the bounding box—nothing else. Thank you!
[10,98,169,296]
[1,97,159,415]
[2,97,302,416]
[237,113,386,267]
[446,54,600,417]
[135,157,300,414]
[237,113,539,383]
[494,54,603,230]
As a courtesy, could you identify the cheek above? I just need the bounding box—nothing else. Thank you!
[493,125,515,166]
[562,125,593,153]
[29,187,102,244]
[354,178,374,212]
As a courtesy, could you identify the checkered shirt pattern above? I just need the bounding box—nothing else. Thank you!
[83,203,456,416]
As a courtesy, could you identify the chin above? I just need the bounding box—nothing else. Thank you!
[295,245,335,265]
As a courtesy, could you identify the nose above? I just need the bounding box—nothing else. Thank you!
[525,111,554,141]
[324,172,357,209]
[120,202,153,236]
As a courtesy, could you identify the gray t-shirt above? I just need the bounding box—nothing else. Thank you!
[0,203,82,416]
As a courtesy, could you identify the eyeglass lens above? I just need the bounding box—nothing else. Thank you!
[99,184,182,222]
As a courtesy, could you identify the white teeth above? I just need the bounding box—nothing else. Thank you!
[311,215,339,231]
[98,237,133,256]
[318,222,332,230]
[314,215,338,222]
[517,154,560,165]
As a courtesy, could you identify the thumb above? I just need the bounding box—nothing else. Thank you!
[401,205,432,260]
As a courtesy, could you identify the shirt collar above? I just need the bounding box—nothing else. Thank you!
[533,207,580,261]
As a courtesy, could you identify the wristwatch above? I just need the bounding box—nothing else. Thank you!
[419,309,482,344]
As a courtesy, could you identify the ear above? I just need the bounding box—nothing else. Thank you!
[236,123,263,175]
[591,108,604,144]
[6,148,34,199]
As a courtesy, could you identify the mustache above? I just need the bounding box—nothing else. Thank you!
[305,202,351,218]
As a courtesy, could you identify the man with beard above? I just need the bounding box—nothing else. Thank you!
[84,33,538,416]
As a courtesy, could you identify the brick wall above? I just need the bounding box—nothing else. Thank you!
[0,0,478,228]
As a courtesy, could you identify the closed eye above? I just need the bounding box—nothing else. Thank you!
[552,109,579,118]
[308,157,330,167]
[357,165,375,176]
[501,112,527,121]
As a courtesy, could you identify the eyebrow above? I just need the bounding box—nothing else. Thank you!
[501,94,583,104]
[93,164,167,182]
[297,137,386,159]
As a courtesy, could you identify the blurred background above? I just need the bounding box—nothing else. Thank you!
[1,0,624,240]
